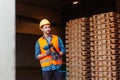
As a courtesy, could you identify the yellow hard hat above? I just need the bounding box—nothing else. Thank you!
[39,19,51,29]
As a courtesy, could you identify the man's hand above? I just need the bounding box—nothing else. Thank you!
[59,51,63,55]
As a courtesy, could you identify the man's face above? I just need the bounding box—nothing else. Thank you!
[41,24,51,34]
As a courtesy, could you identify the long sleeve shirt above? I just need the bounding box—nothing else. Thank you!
[35,36,65,71]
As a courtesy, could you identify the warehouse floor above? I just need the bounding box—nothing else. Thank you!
[16,68,43,80]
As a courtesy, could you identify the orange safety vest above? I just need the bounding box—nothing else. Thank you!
[38,35,62,67]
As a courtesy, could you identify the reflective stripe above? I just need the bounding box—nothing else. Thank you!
[40,58,52,63]
[40,57,61,63]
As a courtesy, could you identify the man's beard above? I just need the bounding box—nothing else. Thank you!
[45,30,51,34]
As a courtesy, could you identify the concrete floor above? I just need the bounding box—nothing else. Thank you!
[16,67,43,80]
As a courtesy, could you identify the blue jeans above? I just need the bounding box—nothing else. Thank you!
[42,70,64,80]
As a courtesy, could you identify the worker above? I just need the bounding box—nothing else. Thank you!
[35,19,66,80]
